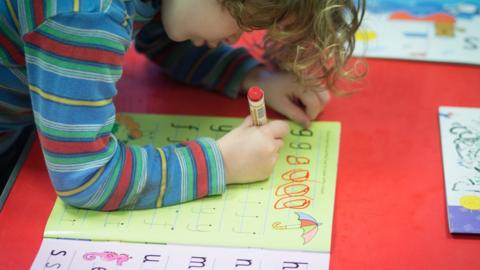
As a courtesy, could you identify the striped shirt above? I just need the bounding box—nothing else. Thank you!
[0,0,260,210]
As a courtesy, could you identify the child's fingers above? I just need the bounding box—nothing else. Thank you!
[314,91,330,118]
[315,90,330,113]
[271,151,280,166]
[316,89,330,104]
[240,115,253,128]
[273,138,285,150]
[264,120,289,139]
[281,100,311,128]
[299,90,322,120]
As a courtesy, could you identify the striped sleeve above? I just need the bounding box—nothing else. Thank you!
[134,15,261,99]
[22,10,225,210]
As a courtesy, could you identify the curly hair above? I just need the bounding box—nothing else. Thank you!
[220,0,366,92]
[141,0,366,92]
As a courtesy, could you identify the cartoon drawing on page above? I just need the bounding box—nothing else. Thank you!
[449,122,480,173]
[83,251,132,266]
[439,106,480,234]
[354,0,480,64]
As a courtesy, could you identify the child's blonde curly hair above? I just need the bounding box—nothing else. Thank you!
[141,0,365,92]
[221,0,366,92]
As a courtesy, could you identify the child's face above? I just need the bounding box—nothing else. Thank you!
[161,0,243,48]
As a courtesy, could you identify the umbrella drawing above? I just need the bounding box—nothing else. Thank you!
[272,212,322,245]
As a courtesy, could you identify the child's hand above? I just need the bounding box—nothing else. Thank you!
[217,116,289,184]
[242,66,330,128]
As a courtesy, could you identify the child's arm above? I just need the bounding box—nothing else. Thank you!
[22,8,227,211]
[135,16,260,99]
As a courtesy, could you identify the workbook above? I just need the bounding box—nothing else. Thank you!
[439,106,480,234]
[354,0,480,65]
[32,113,341,269]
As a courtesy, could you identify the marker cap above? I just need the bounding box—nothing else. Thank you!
[247,86,264,102]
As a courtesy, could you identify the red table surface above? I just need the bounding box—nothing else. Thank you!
[1,43,480,269]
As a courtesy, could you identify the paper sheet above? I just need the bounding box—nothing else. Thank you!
[354,0,480,65]
[32,238,329,270]
[439,106,480,233]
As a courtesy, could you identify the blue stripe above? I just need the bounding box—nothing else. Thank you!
[30,95,115,124]
[0,1,19,30]
[51,168,98,192]
[119,146,137,208]
[96,143,126,210]
[190,46,229,85]
[0,66,28,91]
[162,144,182,206]
[0,86,32,107]
[171,46,210,81]
[134,145,163,209]
[26,62,119,101]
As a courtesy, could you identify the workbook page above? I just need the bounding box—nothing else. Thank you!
[45,114,341,252]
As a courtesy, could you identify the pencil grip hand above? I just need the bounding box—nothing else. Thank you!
[217,116,289,185]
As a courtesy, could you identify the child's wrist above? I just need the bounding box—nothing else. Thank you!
[216,138,232,185]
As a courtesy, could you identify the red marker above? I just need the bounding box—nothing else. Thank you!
[247,86,268,126]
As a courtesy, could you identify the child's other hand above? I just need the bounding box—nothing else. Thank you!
[243,66,330,128]
[217,116,289,185]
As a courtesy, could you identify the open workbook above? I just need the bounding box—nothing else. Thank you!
[32,113,341,269]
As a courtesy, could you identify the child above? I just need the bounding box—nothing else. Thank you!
[0,0,364,210]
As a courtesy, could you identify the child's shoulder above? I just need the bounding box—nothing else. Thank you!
[18,0,131,36]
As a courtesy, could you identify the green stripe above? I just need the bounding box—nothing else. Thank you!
[0,21,23,47]
[178,147,195,201]
[44,1,54,18]
[40,24,125,53]
[36,120,114,139]
[25,46,122,76]
[44,141,116,164]
[133,14,151,22]
[123,146,143,207]
[0,48,14,64]
[95,148,124,209]
[200,139,217,194]
[24,0,33,32]
[37,125,112,139]
[187,148,197,200]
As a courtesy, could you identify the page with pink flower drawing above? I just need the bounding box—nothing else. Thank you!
[31,238,330,269]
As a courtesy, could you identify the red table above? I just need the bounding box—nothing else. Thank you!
[1,43,479,269]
